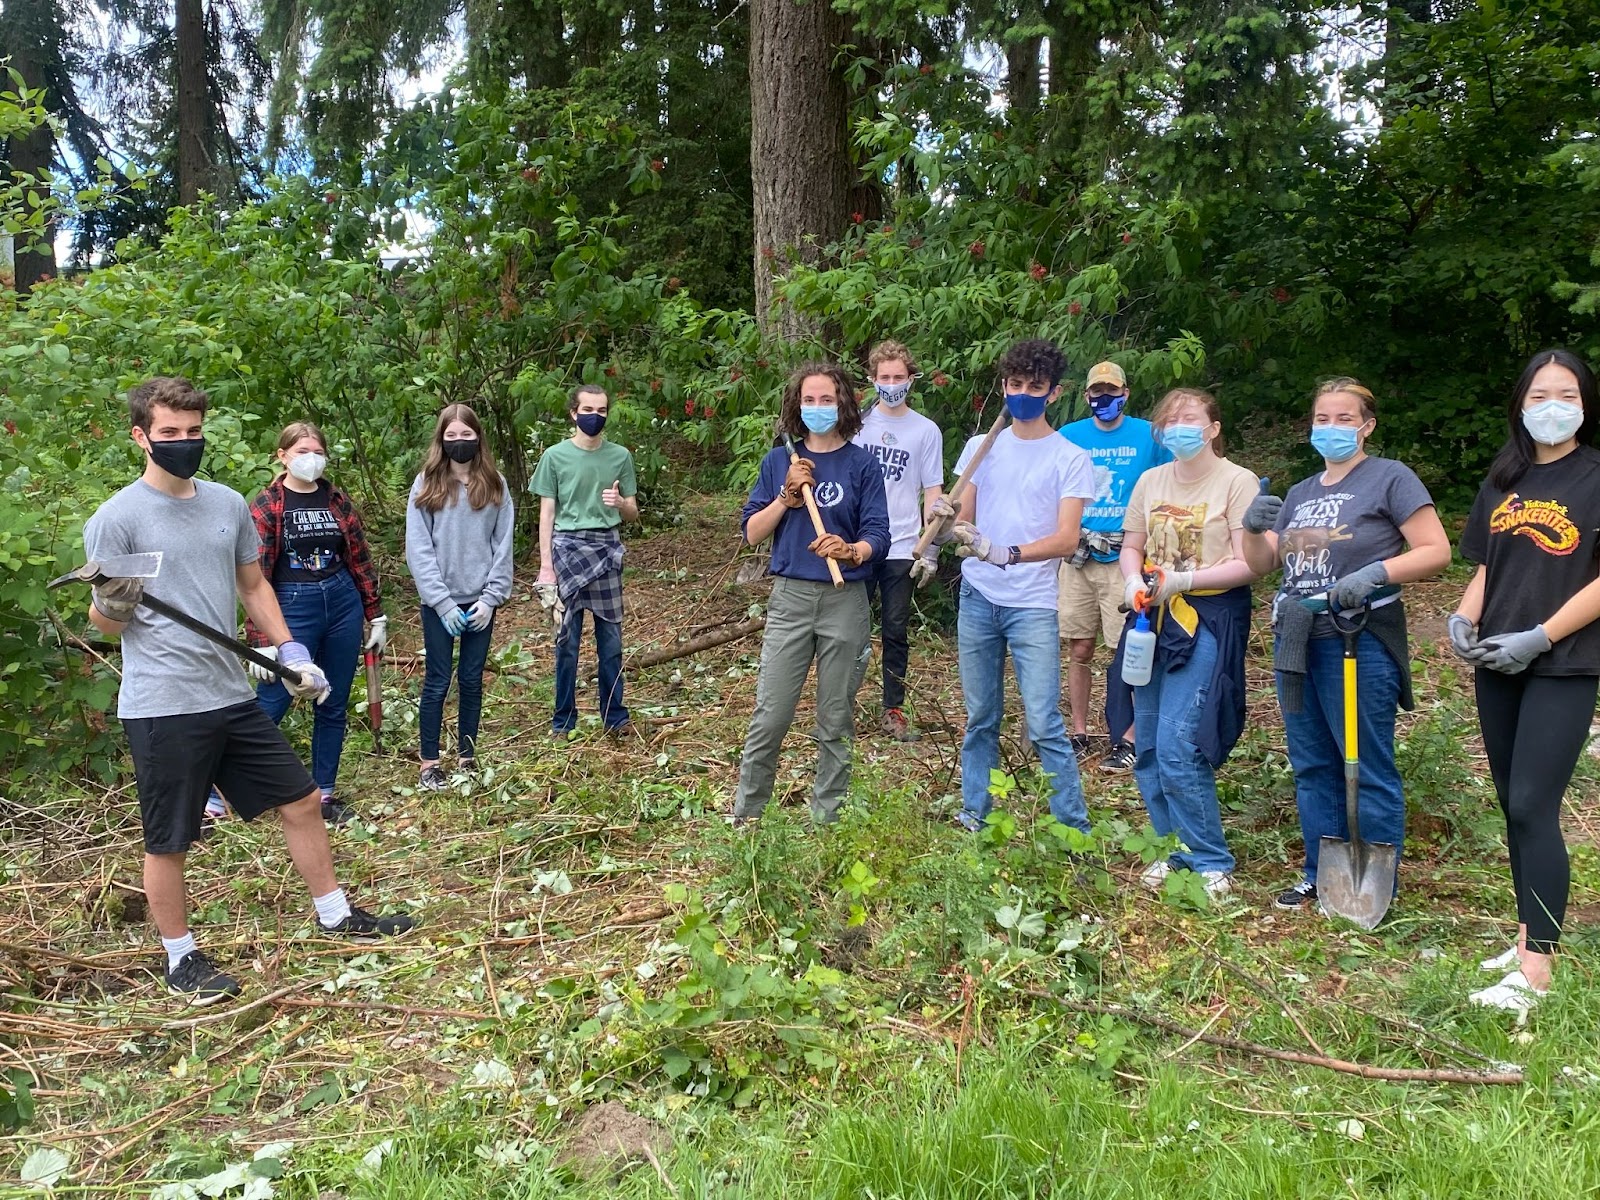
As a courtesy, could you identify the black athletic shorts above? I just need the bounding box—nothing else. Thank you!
[124,701,317,854]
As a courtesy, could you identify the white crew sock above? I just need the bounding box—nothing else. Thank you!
[313,887,352,929]
[162,932,198,972]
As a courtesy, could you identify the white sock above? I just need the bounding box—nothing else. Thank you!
[314,887,352,929]
[319,787,334,801]
[162,932,198,972]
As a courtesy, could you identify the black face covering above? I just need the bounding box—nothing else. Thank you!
[442,438,481,464]
[146,436,207,480]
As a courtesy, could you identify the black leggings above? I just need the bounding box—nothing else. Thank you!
[1474,669,1598,955]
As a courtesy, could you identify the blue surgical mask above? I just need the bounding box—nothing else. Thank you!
[1004,391,1048,421]
[875,380,912,407]
[801,405,839,434]
[1089,393,1127,423]
[1310,424,1362,463]
[1160,424,1210,460]
[1523,400,1584,447]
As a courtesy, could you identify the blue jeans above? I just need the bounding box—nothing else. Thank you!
[1277,632,1405,888]
[957,581,1088,830]
[257,570,363,795]
[1133,621,1233,873]
[554,607,629,732]
[419,605,494,761]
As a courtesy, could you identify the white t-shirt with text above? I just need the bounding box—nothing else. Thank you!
[853,406,945,559]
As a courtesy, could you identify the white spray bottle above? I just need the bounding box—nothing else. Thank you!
[1121,606,1156,687]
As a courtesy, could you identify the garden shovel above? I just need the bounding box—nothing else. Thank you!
[364,647,384,752]
[1314,593,1400,930]
[48,554,305,686]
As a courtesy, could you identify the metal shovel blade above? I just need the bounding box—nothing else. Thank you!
[1317,835,1398,931]
[48,552,164,589]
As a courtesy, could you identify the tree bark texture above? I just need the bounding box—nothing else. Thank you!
[175,0,214,206]
[749,0,852,340]
[1,0,58,293]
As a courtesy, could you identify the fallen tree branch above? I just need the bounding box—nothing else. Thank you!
[632,615,767,670]
[1024,991,1524,1086]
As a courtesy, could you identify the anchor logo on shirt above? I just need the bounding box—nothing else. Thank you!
[813,481,844,508]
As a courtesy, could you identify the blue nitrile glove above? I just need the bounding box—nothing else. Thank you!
[278,640,332,703]
[1476,625,1552,674]
[1330,562,1389,611]
[467,598,495,632]
[442,607,471,637]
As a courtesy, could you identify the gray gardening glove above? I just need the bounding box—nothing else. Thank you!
[1330,562,1388,611]
[1241,493,1283,535]
[92,575,143,623]
[1447,614,1485,662]
[1476,625,1551,675]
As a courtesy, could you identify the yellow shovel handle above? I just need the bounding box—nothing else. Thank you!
[1343,647,1358,765]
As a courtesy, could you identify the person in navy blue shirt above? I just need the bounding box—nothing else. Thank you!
[731,361,891,826]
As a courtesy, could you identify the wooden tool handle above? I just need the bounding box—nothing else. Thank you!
[911,409,1010,560]
[782,434,846,588]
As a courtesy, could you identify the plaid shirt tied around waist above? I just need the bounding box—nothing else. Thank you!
[552,528,625,624]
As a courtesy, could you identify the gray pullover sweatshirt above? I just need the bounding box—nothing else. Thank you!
[405,474,516,622]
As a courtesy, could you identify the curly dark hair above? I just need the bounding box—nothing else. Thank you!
[996,338,1068,388]
[779,361,863,442]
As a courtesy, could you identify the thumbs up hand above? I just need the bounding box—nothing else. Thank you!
[602,479,623,509]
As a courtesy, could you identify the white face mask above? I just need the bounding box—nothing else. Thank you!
[875,379,912,407]
[287,452,326,483]
[1522,400,1584,447]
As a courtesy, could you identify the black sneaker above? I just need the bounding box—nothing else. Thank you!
[166,950,241,1006]
[1099,741,1137,772]
[1275,881,1318,910]
[321,797,356,826]
[322,906,416,940]
[1070,733,1093,761]
[418,765,447,791]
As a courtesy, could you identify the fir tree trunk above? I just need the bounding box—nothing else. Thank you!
[1,15,56,293]
[749,0,851,340]
[176,0,214,206]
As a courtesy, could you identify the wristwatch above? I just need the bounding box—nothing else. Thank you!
[1007,545,1022,567]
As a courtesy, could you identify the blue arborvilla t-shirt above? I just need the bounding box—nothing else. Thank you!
[741,442,891,583]
[1060,416,1171,561]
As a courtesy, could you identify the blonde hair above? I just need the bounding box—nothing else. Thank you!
[1314,376,1376,422]
[867,340,916,378]
[413,404,506,513]
[1152,388,1225,456]
[275,421,327,454]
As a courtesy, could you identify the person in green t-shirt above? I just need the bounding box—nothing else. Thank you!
[531,385,641,738]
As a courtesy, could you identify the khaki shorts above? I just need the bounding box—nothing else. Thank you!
[1058,557,1125,649]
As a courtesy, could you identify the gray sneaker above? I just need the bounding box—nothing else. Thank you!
[418,765,448,791]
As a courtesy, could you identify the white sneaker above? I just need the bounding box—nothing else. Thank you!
[1201,871,1234,899]
[1479,944,1520,972]
[1468,969,1545,1015]
[1139,861,1172,891]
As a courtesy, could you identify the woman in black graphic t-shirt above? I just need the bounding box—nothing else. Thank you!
[1452,348,1600,1015]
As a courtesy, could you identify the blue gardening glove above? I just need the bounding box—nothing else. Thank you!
[1476,625,1551,674]
[950,521,1008,566]
[1242,493,1283,535]
[441,607,470,637]
[1447,614,1486,662]
[278,640,332,703]
[1330,562,1389,611]
[467,599,495,632]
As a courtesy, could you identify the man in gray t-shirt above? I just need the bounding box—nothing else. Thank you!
[83,377,412,1007]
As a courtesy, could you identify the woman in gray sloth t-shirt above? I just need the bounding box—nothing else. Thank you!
[1240,377,1450,912]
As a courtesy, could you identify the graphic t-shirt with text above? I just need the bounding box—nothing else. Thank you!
[273,482,345,583]
[1059,416,1170,562]
[1272,456,1433,623]
[1461,444,1600,675]
[853,406,944,559]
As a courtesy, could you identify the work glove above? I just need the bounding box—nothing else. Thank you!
[1330,562,1389,611]
[1242,494,1283,535]
[365,616,387,654]
[780,458,815,507]
[1447,614,1485,662]
[1149,569,1193,607]
[467,598,495,632]
[278,641,331,703]
[246,644,279,683]
[1476,625,1551,675]
[909,551,939,588]
[808,533,859,565]
[1123,575,1146,612]
[441,607,470,637]
[950,522,1008,567]
[926,495,960,545]
[92,575,143,623]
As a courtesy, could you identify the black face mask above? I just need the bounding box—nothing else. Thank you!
[146,436,206,480]
[442,438,481,464]
[575,412,607,437]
